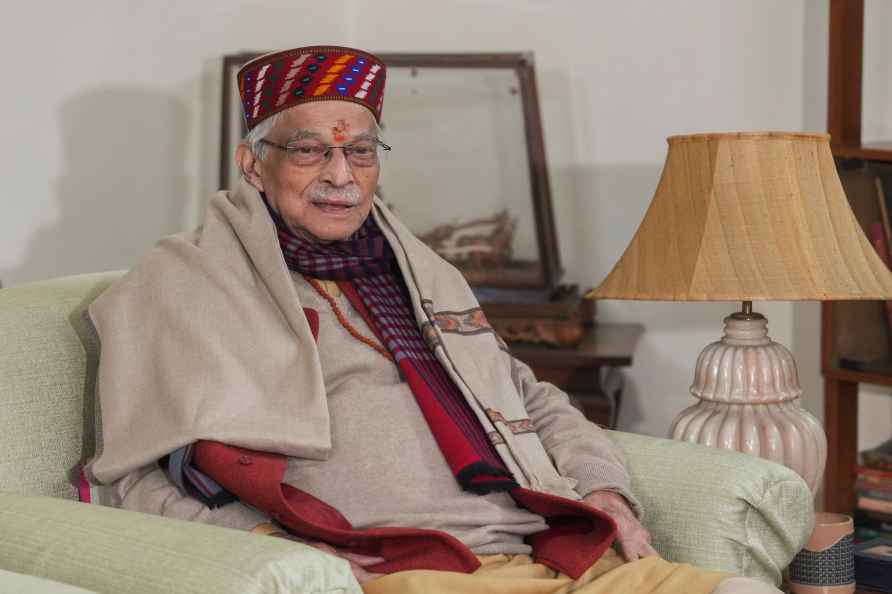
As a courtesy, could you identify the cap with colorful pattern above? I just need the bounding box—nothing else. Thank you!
[238,45,386,130]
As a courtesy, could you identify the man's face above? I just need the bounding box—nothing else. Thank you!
[242,101,381,242]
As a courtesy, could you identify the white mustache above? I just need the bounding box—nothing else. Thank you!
[308,184,361,204]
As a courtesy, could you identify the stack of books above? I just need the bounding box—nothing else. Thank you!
[855,442,892,542]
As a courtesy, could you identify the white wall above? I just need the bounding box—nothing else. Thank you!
[864,0,892,145]
[4,0,888,442]
[0,1,352,287]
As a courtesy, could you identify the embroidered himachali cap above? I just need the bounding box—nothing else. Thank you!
[238,45,387,130]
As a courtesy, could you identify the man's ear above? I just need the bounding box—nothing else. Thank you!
[236,143,265,192]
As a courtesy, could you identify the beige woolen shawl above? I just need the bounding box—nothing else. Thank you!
[85,179,583,502]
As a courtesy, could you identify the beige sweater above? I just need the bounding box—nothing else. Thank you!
[112,272,638,551]
[284,276,546,554]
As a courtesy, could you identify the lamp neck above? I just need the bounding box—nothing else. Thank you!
[730,300,765,321]
[723,312,770,346]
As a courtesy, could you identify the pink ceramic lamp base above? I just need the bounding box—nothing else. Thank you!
[669,313,827,495]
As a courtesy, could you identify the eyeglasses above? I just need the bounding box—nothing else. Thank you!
[259,138,391,168]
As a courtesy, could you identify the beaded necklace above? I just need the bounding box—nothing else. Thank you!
[306,277,394,363]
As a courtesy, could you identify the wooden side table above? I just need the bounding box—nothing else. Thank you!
[508,323,643,428]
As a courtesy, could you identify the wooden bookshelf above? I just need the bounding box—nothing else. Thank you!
[822,0,892,515]
[833,142,892,162]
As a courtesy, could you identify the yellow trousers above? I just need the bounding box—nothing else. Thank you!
[364,549,729,594]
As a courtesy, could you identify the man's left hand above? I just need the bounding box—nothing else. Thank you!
[582,490,659,562]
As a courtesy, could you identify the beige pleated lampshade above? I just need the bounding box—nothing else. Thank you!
[589,132,892,301]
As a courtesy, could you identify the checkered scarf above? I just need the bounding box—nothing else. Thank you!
[269,203,517,494]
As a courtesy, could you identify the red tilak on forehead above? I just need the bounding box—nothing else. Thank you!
[332,120,349,142]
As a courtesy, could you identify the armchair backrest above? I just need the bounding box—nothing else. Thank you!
[0,272,121,499]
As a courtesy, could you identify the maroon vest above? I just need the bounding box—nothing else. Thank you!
[192,306,616,579]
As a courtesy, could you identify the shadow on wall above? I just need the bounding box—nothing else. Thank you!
[3,87,189,285]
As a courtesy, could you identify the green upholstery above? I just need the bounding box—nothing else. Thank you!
[0,568,98,594]
[0,272,116,500]
[0,272,813,591]
[610,431,813,585]
[0,493,360,594]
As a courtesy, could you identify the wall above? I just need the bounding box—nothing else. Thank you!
[864,0,892,145]
[0,1,352,287]
[796,0,829,446]
[5,0,886,443]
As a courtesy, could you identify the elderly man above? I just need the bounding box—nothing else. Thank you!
[85,46,778,594]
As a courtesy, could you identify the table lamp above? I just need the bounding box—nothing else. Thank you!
[588,132,892,494]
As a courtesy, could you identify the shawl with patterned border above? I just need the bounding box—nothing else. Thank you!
[269,200,517,494]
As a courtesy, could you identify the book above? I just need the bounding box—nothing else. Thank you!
[875,172,892,376]
[859,488,892,502]
[856,508,892,534]
[858,464,892,482]
[856,474,892,494]
[863,436,892,472]
[859,495,892,515]
[870,222,892,351]
[857,525,892,543]
[855,537,892,592]
[835,166,892,365]
[857,476,892,491]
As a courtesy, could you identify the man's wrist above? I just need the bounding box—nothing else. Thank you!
[583,489,624,503]
[583,489,644,518]
[583,490,634,513]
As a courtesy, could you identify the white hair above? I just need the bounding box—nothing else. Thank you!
[243,112,282,161]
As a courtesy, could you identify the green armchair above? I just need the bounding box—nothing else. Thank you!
[0,272,813,594]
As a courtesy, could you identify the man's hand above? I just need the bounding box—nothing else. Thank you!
[582,490,659,562]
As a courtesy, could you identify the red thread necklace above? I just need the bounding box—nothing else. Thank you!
[306,278,394,363]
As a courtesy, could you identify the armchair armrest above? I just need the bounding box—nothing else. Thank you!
[608,431,814,585]
[0,569,97,594]
[0,493,361,594]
